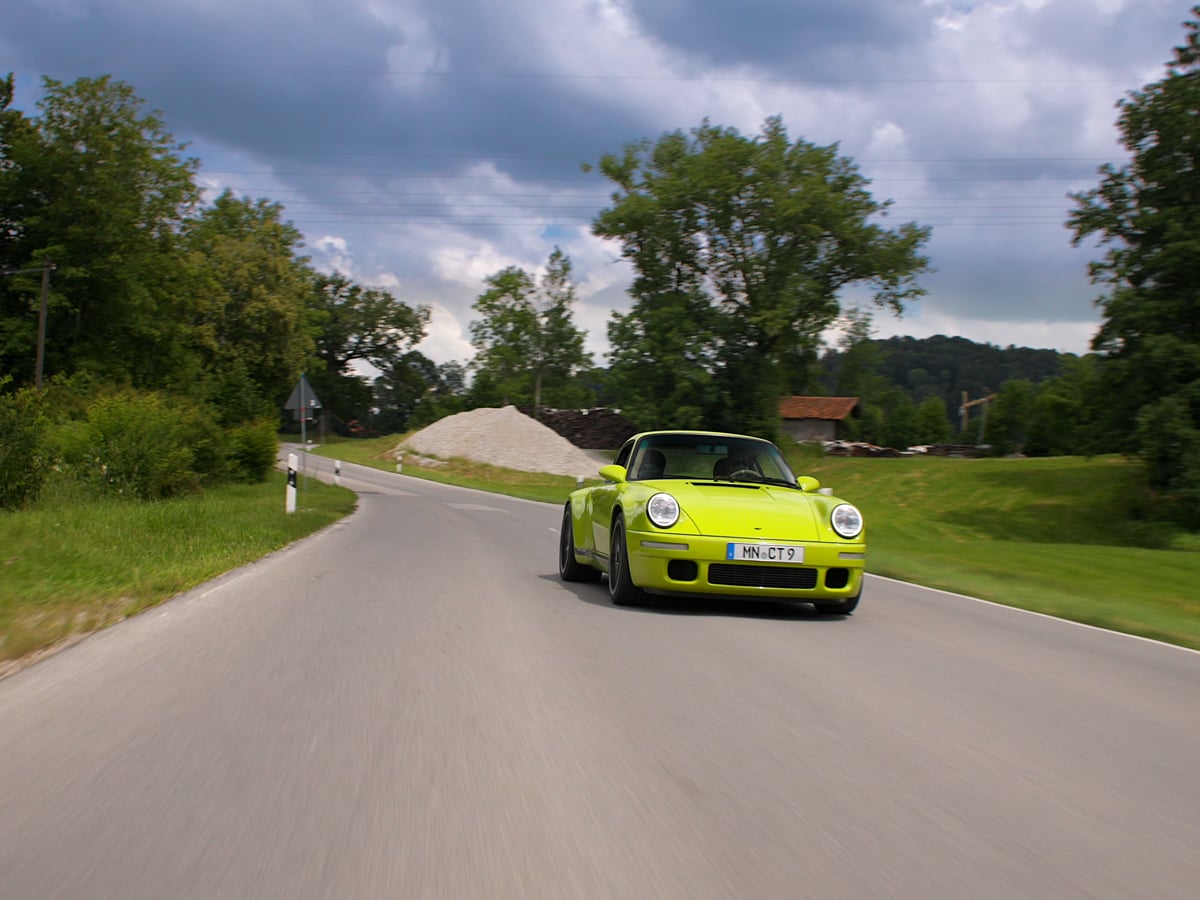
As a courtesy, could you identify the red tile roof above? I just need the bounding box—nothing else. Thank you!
[778,396,860,421]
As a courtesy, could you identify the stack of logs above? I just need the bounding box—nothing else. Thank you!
[524,407,639,451]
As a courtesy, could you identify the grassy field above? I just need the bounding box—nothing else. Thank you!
[313,435,1200,651]
[0,473,357,665]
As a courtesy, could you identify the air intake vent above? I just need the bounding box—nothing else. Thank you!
[708,564,818,589]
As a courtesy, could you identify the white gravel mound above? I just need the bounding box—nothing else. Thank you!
[399,405,602,479]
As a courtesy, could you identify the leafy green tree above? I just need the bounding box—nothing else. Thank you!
[830,309,886,400]
[592,117,931,436]
[855,404,886,445]
[303,270,429,428]
[915,396,953,444]
[182,191,312,407]
[983,379,1036,455]
[533,248,593,411]
[408,360,470,430]
[468,247,592,414]
[1024,355,1105,457]
[469,266,536,406]
[1068,9,1200,511]
[373,350,439,434]
[308,271,430,374]
[884,395,919,450]
[0,75,201,387]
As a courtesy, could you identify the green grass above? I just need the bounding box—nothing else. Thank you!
[795,454,1200,649]
[0,473,357,664]
[314,437,1200,651]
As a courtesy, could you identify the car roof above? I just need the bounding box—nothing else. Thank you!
[628,430,775,443]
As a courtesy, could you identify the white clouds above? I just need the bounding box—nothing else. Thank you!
[4,0,1190,364]
[414,302,474,363]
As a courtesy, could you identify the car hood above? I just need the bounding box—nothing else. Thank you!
[668,482,824,540]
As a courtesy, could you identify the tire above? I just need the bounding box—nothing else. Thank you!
[814,591,860,615]
[608,518,646,607]
[559,505,601,583]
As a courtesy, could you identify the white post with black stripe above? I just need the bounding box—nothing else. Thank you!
[286,452,298,514]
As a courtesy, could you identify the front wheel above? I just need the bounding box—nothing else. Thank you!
[559,506,601,583]
[608,518,645,607]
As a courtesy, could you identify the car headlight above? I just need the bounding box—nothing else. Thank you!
[646,492,680,528]
[831,503,863,539]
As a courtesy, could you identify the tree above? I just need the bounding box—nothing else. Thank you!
[916,396,953,445]
[1068,9,1200,513]
[0,74,201,387]
[182,191,313,408]
[305,270,430,428]
[1024,355,1108,457]
[468,247,592,414]
[373,350,442,434]
[308,271,430,375]
[884,394,919,451]
[591,117,931,436]
[983,379,1036,455]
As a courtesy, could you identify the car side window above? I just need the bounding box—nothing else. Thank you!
[614,441,633,470]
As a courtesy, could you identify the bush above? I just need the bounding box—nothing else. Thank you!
[56,391,205,500]
[0,381,51,510]
[1134,395,1200,528]
[226,419,279,483]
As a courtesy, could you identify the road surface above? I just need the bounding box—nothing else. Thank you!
[1,454,1198,898]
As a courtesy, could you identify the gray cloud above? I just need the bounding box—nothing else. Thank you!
[1,0,1193,362]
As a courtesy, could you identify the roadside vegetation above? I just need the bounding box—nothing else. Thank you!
[0,473,355,666]
[313,435,1200,652]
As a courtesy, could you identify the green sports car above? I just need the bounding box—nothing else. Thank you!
[558,430,865,613]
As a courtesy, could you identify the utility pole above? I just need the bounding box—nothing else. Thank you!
[959,390,997,438]
[1,262,56,389]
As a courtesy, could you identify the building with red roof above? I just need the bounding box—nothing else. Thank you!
[778,396,860,442]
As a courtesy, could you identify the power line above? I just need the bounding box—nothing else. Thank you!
[1,56,1144,85]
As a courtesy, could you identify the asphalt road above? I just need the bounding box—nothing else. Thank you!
[1,453,1198,899]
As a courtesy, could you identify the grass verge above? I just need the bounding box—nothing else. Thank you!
[314,436,1200,652]
[0,472,357,665]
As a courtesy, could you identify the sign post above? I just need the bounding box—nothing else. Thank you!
[286,453,298,514]
[284,374,323,491]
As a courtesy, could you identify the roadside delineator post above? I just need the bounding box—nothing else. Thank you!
[334,459,341,486]
[286,453,298,513]
[396,453,403,473]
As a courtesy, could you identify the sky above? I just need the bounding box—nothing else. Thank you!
[0,0,1191,367]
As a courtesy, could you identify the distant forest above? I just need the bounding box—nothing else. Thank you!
[815,334,1069,427]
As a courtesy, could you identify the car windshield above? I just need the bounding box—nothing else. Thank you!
[627,434,798,486]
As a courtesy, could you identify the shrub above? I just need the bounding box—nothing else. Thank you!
[0,381,51,510]
[57,391,204,500]
[226,419,279,483]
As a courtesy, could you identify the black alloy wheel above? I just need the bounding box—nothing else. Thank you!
[608,518,645,607]
[559,505,601,583]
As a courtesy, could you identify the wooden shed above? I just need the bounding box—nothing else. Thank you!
[778,396,860,442]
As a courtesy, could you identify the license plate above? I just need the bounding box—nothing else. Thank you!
[726,543,804,563]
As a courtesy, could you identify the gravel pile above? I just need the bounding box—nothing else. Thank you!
[398,406,604,479]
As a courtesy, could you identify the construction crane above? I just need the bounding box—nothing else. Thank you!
[959,390,997,438]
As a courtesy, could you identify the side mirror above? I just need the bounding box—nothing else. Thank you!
[599,464,627,484]
[797,476,821,492]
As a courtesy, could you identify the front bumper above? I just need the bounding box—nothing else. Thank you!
[625,529,865,600]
